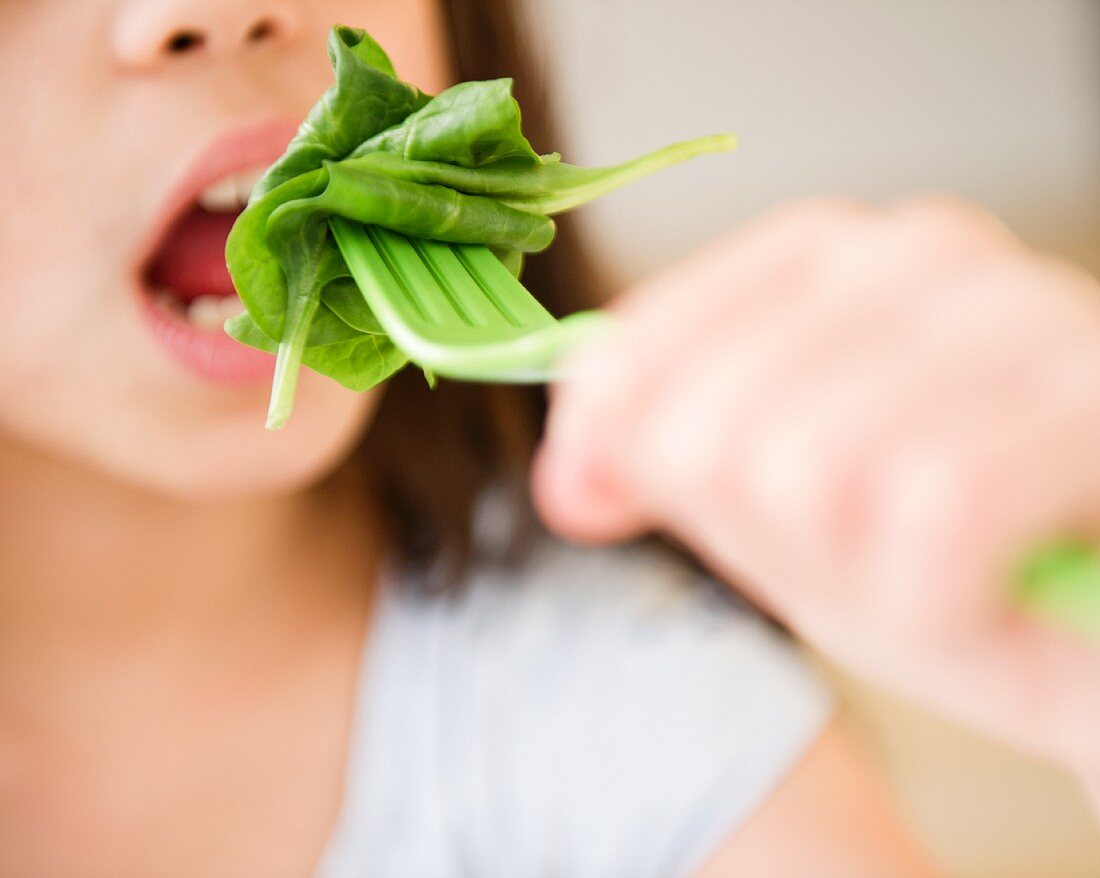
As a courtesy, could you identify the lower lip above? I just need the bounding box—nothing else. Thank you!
[138,291,276,385]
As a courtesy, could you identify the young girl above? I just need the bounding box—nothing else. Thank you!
[5,1,1100,876]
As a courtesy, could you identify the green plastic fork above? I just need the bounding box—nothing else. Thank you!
[330,217,608,383]
[330,215,1100,644]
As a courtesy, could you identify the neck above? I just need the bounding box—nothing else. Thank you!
[0,433,380,666]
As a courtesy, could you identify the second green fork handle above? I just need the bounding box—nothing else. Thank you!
[1016,542,1100,642]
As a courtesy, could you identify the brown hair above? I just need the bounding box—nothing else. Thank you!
[352,0,602,578]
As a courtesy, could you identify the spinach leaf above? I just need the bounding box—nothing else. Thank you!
[231,157,559,426]
[340,133,737,214]
[227,170,325,342]
[226,311,407,392]
[225,25,735,428]
[301,162,555,250]
[297,333,407,392]
[321,276,385,334]
[350,79,541,167]
[253,26,428,198]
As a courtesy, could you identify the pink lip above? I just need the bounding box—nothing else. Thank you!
[139,297,277,385]
[133,118,299,386]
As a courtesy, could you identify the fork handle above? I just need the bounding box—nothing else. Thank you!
[546,310,615,373]
[1016,542,1100,642]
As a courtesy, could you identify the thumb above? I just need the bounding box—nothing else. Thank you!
[531,417,648,546]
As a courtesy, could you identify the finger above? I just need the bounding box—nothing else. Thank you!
[887,193,1020,250]
[866,331,1100,638]
[530,434,646,544]
[743,259,1062,613]
[607,206,1014,595]
[533,199,874,541]
[740,239,1100,626]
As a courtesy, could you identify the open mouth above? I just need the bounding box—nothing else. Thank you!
[141,166,263,331]
[134,121,300,384]
[137,162,277,385]
[133,121,298,385]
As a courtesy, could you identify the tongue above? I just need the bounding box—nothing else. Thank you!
[146,206,239,302]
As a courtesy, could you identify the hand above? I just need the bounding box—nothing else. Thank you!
[533,196,1100,787]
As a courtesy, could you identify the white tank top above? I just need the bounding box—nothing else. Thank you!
[315,538,831,878]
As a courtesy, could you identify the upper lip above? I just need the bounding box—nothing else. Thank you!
[132,117,299,291]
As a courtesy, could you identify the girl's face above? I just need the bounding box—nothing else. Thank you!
[0,0,449,498]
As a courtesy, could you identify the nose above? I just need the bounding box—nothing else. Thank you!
[111,0,301,72]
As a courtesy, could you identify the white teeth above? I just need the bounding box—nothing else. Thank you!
[218,295,245,320]
[186,294,243,330]
[233,168,265,206]
[196,165,268,213]
[186,295,228,330]
[197,177,239,213]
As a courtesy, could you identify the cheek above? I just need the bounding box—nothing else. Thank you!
[0,226,125,479]
[0,51,138,425]
[0,220,118,387]
[0,154,150,478]
[0,180,380,502]
[0,0,439,498]
[0,19,123,377]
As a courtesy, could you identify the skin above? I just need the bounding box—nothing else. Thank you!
[0,1,452,875]
[534,196,1100,810]
[0,1,970,875]
[698,721,934,877]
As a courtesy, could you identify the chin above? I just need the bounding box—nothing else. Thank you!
[98,377,383,504]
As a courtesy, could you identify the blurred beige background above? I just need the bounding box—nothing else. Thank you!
[521,1,1100,875]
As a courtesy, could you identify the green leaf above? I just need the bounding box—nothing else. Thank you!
[262,211,341,428]
[308,301,371,345]
[226,170,327,341]
[252,26,428,199]
[299,333,408,392]
[341,134,738,214]
[225,311,407,393]
[224,311,277,352]
[351,79,540,167]
[223,24,735,428]
[321,276,385,334]
[309,161,556,252]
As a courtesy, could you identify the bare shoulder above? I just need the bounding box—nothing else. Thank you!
[694,722,941,878]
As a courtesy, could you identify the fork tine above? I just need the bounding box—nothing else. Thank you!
[410,238,513,328]
[331,220,431,330]
[331,215,606,384]
[452,245,557,327]
[369,227,459,326]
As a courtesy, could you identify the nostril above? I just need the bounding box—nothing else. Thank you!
[113,4,297,70]
[245,18,277,44]
[165,29,205,54]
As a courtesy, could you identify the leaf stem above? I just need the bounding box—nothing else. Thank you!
[508,133,738,215]
[266,292,321,430]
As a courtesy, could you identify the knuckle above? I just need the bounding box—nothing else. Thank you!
[871,446,993,626]
[652,418,725,496]
[890,193,1017,252]
[622,397,725,511]
[755,426,840,527]
[761,196,877,241]
[744,418,873,579]
[896,447,987,539]
[790,195,875,224]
